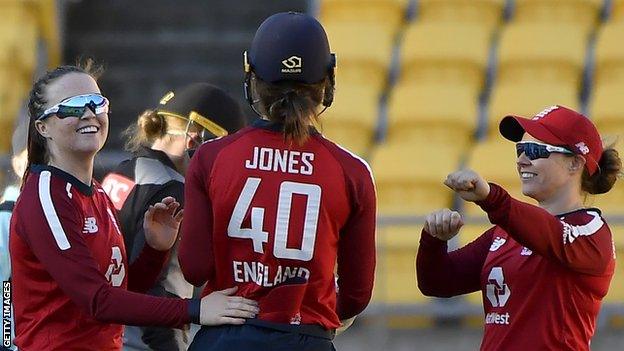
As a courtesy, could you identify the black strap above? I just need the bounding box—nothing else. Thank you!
[0,201,15,212]
[245,318,335,340]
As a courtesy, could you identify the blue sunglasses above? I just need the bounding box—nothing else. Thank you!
[516,141,574,160]
[37,93,109,120]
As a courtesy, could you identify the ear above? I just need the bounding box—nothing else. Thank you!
[34,120,51,139]
[569,155,586,174]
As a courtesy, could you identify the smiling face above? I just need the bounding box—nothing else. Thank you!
[34,73,108,162]
[517,134,585,202]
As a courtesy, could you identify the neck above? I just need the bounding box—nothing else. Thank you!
[151,141,185,175]
[48,154,94,186]
[538,185,584,215]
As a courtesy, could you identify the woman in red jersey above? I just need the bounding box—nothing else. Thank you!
[178,12,377,351]
[417,105,621,350]
[9,63,258,351]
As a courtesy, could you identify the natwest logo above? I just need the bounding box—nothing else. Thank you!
[486,267,511,307]
[485,312,511,325]
[281,56,303,73]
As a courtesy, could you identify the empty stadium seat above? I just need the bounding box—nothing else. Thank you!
[487,82,579,135]
[319,0,408,30]
[320,84,380,156]
[387,82,478,147]
[374,225,431,304]
[614,0,624,22]
[594,22,624,86]
[400,23,491,92]
[513,0,604,32]
[324,23,395,91]
[590,81,624,141]
[372,141,461,215]
[496,23,588,88]
[417,0,505,34]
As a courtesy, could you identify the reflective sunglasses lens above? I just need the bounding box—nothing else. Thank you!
[56,106,87,119]
[516,143,550,160]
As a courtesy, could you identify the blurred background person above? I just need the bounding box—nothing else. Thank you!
[102,82,246,351]
[0,117,28,351]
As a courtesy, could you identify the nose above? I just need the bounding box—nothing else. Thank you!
[80,107,97,120]
[516,152,531,167]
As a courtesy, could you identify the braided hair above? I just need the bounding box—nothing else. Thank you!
[24,61,103,185]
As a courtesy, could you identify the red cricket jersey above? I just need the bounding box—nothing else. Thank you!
[10,165,196,351]
[417,184,615,351]
[179,119,377,329]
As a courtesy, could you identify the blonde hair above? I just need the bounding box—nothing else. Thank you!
[124,110,188,152]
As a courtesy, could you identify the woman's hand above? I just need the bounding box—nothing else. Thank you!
[444,169,490,202]
[200,287,260,325]
[143,196,184,251]
[424,209,464,241]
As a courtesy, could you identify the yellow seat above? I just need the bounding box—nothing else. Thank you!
[319,0,408,31]
[320,84,380,157]
[372,141,461,215]
[594,22,624,87]
[324,23,395,91]
[400,23,491,92]
[513,0,603,32]
[463,139,538,216]
[387,82,479,147]
[496,23,588,88]
[0,3,37,80]
[614,0,624,22]
[487,82,579,136]
[590,81,624,141]
[374,225,432,304]
[417,0,505,34]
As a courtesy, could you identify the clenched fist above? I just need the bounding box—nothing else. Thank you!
[424,209,464,241]
[444,169,490,202]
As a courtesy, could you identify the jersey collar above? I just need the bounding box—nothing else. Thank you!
[31,164,93,196]
[251,118,320,135]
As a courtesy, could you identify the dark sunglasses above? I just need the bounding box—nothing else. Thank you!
[516,141,574,160]
[37,93,109,120]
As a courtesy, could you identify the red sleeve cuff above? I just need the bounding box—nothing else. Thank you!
[475,183,507,212]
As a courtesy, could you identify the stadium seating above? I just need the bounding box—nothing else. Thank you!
[593,22,624,87]
[371,141,461,215]
[496,23,589,88]
[590,82,624,140]
[512,0,604,33]
[487,82,579,135]
[324,23,396,92]
[417,0,506,34]
[320,84,380,156]
[386,82,478,147]
[319,0,408,31]
[614,0,624,22]
[374,225,430,304]
[399,23,491,93]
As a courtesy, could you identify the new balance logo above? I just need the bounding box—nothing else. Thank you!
[82,217,99,234]
[575,142,590,155]
[490,237,506,251]
[281,56,302,73]
[520,247,533,256]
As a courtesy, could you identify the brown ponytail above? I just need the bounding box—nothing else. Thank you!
[581,146,622,195]
[253,74,326,145]
[123,109,168,152]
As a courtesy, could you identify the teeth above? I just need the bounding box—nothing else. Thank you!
[78,126,98,134]
[521,172,536,179]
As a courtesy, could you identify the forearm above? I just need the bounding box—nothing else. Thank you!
[128,243,170,293]
[416,230,487,297]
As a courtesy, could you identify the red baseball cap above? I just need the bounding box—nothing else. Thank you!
[499,105,603,175]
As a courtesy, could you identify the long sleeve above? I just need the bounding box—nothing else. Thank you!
[476,183,613,275]
[416,228,493,297]
[178,147,215,287]
[17,179,199,327]
[127,243,169,293]
[336,169,376,320]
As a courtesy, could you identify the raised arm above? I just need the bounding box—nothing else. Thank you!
[477,183,613,275]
